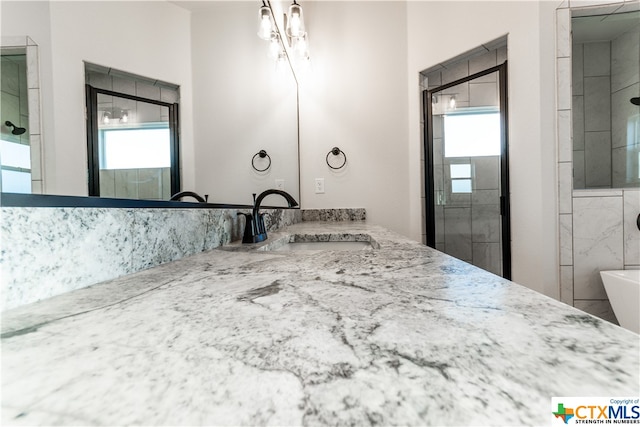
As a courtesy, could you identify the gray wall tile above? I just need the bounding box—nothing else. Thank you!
[572,95,585,150]
[611,28,640,93]
[471,204,500,243]
[99,169,116,197]
[584,76,611,132]
[135,81,161,100]
[469,81,498,107]
[573,150,586,189]
[138,168,163,200]
[473,156,500,190]
[472,242,501,275]
[444,207,472,262]
[114,169,139,199]
[441,60,469,85]
[572,44,584,96]
[583,42,611,77]
[584,131,611,187]
[469,51,497,83]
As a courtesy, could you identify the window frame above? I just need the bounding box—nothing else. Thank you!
[85,84,180,197]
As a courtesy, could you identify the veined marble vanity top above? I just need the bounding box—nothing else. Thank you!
[2,221,639,426]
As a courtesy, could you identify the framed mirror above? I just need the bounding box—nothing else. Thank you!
[0,1,299,207]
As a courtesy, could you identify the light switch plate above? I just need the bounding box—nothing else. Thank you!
[315,178,325,194]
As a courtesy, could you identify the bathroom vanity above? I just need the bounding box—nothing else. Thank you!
[2,221,639,426]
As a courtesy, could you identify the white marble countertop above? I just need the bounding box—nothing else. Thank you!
[2,221,639,426]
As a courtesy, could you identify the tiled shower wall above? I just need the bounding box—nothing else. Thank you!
[99,167,171,200]
[572,26,640,189]
[556,2,640,325]
[0,36,43,194]
[419,39,507,276]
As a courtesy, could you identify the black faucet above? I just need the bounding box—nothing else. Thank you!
[240,189,298,244]
[169,191,208,203]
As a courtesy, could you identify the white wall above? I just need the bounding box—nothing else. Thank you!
[1,1,194,196]
[407,1,559,296]
[297,1,411,236]
[190,2,299,206]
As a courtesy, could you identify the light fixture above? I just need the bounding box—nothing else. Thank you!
[258,0,310,63]
[449,95,456,110]
[258,2,274,40]
[101,109,130,125]
[432,95,439,105]
[286,0,305,38]
[269,32,283,60]
[292,32,309,59]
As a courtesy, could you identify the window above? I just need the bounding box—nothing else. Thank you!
[450,163,472,193]
[100,127,170,170]
[444,110,500,158]
[1,139,31,193]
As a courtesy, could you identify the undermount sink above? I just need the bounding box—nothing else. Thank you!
[273,241,373,251]
[258,234,379,252]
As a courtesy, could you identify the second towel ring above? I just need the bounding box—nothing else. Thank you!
[252,150,271,172]
[326,147,347,170]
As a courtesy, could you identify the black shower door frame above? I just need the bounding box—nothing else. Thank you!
[85,84,181,198]
[423,61,511,279]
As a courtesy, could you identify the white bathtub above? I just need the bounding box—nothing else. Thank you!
[600,270,640,334]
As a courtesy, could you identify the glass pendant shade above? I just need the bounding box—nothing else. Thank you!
[269,33,282,59]
[286,2,305,38]
[258,5,273,40]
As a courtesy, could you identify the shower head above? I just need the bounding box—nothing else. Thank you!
[631,97,640,106]
[4,121,26,135]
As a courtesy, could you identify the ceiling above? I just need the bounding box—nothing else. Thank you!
[572,10,640,43]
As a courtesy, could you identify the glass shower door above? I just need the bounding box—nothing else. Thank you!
[424,63,511,278]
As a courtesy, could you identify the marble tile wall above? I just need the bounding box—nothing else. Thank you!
[556,3,640,325]
[0,206,368,311]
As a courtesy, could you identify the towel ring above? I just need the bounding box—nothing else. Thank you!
[252,150,271,172]
[326,147,347,170]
